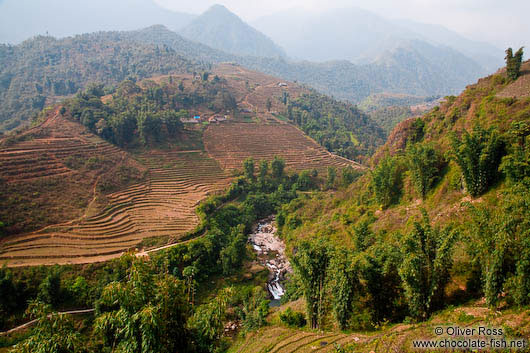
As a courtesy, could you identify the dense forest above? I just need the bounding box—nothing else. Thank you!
[1,25,481,133]
[0,33,205,131]
[286,91,385,162]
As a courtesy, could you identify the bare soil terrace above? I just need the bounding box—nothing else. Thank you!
[204,122,361,173]
[0,149,230,267]
[0,65,363,267]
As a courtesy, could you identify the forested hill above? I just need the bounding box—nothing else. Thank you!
[0,33,205,131]
[0,25,491,132]
[97,26,492,101]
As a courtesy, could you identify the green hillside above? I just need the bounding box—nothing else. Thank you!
[0,33,204,131]
[0,24,492,133]
[255,60,530,344]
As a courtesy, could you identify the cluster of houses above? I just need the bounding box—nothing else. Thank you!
[181,114,229,124]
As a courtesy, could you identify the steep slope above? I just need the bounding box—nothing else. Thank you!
[227,61,530,353]
[369,39,484,96]
[253,7,415,63]
[0,108,147,236]
[179,5,285,58]
[394,19,503,72]
[0,65,369,267]
[0,0,195,44]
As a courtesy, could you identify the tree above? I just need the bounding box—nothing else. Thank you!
[406,143,443,199]
[0,266,17,328]
[163,110,184,137]
[341,166,360,187]
[328,249,359,329]
[266,98,272,112]
[258,160,269,185]
[243,157,255,181]
[188,288,233,352]
[451,126,504,197]
[94,256,192,353]
[38,269,61,307]
[295,170,313,191]
[10,302,83,353]
[398,211,457,320]
[371,155,403,208]
[505,47,524,81]
[326,167,337,189]
[468,182,530,307]
[500,121,530,184]
[271,156,285,179]
[292,239,330,329]
[236,287,269,332]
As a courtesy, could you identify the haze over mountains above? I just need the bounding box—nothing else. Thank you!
[252,7,503,72]
[0,0,509,132]
[179,4,285,58]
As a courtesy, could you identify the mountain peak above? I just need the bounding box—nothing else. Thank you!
[179,4,285,58]
[207,4,231,13]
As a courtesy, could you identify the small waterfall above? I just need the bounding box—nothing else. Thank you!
[249,217,291,303]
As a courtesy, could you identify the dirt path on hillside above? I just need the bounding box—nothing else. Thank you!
[0,309,95,336]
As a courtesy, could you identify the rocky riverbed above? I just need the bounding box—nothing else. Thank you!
[248,217,292,302]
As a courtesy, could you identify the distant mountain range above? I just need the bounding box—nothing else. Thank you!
[179,4,285,58]
[128,25,485,101]
[0,2,509,132]
[252,7,503,72]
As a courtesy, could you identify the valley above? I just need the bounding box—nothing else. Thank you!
[0,4,527,352]
[0,64,363,267]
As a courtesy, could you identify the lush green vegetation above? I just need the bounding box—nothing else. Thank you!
[1,24,484,133]
[1,156,330,351]
[273,63,530,334]
[287,91,385,162]
[64,76,235,148]
[505,47,524,81]
[367,106,414,134]
[450,126,504,197]
[0,33,205,132]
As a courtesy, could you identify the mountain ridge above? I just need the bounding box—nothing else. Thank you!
[179,4,286,58]
[252,6,501,72]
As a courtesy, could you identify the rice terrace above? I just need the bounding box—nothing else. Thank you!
[0,65,362,267]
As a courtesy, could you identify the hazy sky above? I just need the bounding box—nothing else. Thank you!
[154,0,529,49]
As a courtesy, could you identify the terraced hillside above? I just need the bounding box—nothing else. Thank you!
[204,122,362,173]
[0,109,146,235]
[231,327,355,353]
[0,150,230,267]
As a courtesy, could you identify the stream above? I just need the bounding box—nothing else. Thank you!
[249,216,292,305]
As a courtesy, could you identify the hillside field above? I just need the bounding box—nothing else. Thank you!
[0,65,364,267]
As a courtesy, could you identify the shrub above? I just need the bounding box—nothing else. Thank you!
[279,308,306,328]
[406,143,444,199]
[371,155,403,208]
[451,126,504,197]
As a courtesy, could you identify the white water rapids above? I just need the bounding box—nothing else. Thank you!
[248,217,292,301]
